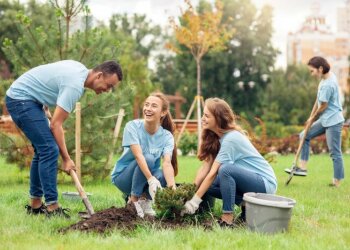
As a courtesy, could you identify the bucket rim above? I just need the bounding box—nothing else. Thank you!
[243,192,296,208]
[62,191,92,196]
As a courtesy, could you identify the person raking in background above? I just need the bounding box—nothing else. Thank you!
[285,56,345,187]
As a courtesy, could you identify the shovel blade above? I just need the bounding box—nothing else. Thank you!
[78,211,91,219]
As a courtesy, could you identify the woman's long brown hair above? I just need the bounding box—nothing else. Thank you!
[198,98,244,162]
[149,92,178,176]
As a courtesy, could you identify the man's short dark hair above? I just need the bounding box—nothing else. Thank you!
[93,60,123,81]
[307,56,330,74]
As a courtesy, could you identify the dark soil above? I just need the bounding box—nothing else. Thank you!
[60,204,214,234]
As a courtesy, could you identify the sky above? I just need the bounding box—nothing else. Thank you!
[87,0,348,69]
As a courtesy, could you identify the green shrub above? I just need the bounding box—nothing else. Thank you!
[178,132,197,156]
[154,183,196,219]
[255,123,303,139]
[0,132,32,169]
[0,79,13,114]
[281,125,304,137]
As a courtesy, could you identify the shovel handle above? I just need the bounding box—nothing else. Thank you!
[70,170,95,215]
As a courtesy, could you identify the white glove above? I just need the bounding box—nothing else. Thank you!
[181,195,202,216]
[133,201,144,218]
[147,176,162,200]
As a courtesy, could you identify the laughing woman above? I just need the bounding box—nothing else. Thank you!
[111,92,177,218]
[181,98,277,226]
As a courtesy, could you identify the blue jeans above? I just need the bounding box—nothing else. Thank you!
[5,96,59,205]
[206,163,266,213]
[111,154,166,199]
[300,119,344,180]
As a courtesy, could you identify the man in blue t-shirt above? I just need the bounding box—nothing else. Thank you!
[5,60,123,217]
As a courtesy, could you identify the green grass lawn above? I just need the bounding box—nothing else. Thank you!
[0,154,349,250]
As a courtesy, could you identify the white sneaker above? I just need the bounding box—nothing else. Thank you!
[138,199,156,216]
[133,201,144,218]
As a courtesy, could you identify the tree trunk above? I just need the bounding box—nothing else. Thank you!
[65,15,70,56]
[196,58,202,150]
[65,0,71,56]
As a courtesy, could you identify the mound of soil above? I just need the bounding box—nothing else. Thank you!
[60,204,214,234]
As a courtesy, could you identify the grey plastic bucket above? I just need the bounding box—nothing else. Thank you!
[243,192,296,234]
[62,191,92,200]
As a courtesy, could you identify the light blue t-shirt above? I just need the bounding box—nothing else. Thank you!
[6,60,88,113]
[111,119,174,179]
[317,72,344,127]
[215,130,277,194]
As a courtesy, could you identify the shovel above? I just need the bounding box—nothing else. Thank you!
[70,170,95,218]
[285,121,312,186]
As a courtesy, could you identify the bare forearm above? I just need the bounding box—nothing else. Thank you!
[314,105,327,117]
[194,161,212,187]
[196,174,216,198]
[134,155,152,180]
[194,167,208,187]
[50,125,70,161]
[163,162,175,187]
[310,101,318,117]
[311,103,328,120]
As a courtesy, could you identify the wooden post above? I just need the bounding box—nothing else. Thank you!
[75,102,81,182]
[105,109,125,168]
[196,95,202,149]
[175,91,182,119]
[176,97,197,145]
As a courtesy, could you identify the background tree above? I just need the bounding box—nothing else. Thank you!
[154,0,277,122]
[0,0,55,77]
[167,0,232,146]
[261,65,318,133]
[0,0,153,178]
[109,13,162,117]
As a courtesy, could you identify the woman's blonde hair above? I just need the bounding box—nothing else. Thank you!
[198,98,244,161]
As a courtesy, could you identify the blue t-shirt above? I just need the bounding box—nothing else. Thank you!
[6,60,88,113]
[215,130,277,194]
[111,119,174,179]
[317,72,344,127]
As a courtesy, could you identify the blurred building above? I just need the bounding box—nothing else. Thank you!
[337,0,350,33]
[287,2,350,95]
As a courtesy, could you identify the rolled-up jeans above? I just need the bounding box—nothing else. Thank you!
[112,154,166,199]
[5,95,59,205]
[300,119,344,180]
[206,163,266,213]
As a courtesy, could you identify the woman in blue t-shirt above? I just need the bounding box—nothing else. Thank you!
[285,56,344,187]
[111,92,178,217]
[181,98,277,226]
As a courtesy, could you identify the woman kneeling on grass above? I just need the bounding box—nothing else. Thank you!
[181,98,277,226]
[111,92,177,218]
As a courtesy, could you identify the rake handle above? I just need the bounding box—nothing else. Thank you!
[285,121,313,186]
[293,121,312,165]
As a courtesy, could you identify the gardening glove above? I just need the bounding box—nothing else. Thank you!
[181,195,202,216]
[147,176,162,200]
[133,201,144,218]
